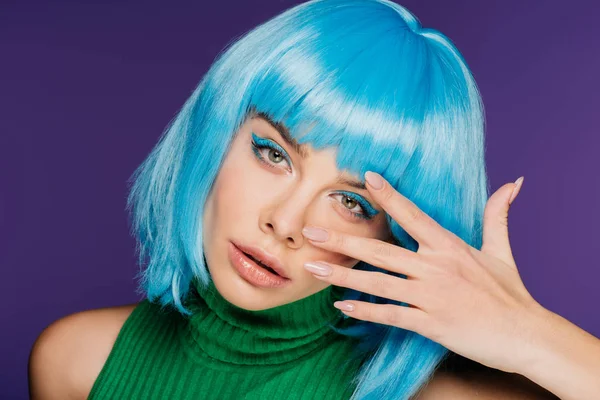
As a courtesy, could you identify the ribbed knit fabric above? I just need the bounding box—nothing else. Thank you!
[88,277,367,399]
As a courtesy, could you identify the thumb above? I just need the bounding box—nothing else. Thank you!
[480,176,524,268]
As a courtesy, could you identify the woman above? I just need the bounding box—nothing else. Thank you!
[28,0,600,399]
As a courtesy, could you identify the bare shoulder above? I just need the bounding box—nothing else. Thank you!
[412,366,560,399]
[28,302,139,400]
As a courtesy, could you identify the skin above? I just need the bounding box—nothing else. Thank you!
[27,113,558,399]
[202,114,392,310]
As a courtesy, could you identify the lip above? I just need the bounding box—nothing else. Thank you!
[231,241,290,279]
[228,242,291,289]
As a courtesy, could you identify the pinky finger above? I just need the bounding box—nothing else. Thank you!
[333,301,429,334]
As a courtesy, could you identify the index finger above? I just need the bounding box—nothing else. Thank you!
[364,171,452,248]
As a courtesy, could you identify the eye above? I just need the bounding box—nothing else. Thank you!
[251,132,292,172]
[251,132,379,222]
[331,191,379,221]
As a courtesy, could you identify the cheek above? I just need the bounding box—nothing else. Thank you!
[212,161,263,221]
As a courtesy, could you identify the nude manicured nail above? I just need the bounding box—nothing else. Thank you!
[365,171,384,190]
[509,176,524,205]
[303,262,332,276]
[302,226,329,242]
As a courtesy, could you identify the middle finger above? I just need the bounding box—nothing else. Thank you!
[302,226,426,279]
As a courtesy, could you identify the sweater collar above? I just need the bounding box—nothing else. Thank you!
[179,276,346,367]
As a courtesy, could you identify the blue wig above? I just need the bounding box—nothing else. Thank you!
[126,0,489,398]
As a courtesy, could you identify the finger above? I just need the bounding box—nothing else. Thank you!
[364,171,454,248]
[301,227,425,279]
[332,300,430,334]
[304,260,422,306]
[480,177,523,268]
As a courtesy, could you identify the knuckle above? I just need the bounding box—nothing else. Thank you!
[446,263,463,281]
[373,272,390,297]
[334,233,347,250]
[496,213,509,228]
[384,305,401,327]
[404,309,423,332]
[445,235,470,257]
[380,185,395,202]
[424,255,454,279]
[337,267,350,286]
[407,206,423,223]
[438,259,464,283]
[372,241,391,262]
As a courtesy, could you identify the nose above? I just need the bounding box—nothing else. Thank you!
[259,191,311,249]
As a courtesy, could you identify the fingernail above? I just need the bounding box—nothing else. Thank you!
[304,261,332,276]
[302,226,329,242]
[365,171,384,190]
[509,176,524,205]
[334,301,355,311]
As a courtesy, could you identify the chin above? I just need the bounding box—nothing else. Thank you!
[208,263,290,311]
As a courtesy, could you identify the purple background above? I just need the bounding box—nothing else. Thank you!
[2,1,599,398]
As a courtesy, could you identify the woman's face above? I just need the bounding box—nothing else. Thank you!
[202,114,392,310]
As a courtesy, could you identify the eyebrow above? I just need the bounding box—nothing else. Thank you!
[256,111,309,159]
[255,111,367,191]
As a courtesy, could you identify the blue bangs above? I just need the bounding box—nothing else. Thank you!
[242,0,485,254]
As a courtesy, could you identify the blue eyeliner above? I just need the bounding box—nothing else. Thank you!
[251,131,378,221]
[335,190,380,220]
[251,132,291,165]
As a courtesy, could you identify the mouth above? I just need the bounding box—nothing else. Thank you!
[245,254,279,275]
[232,241,290,279]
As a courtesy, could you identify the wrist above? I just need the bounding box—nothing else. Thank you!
[512,302,557,375]
[518,303,600,400]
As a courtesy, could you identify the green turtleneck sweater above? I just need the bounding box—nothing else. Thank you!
[88,277,367,399]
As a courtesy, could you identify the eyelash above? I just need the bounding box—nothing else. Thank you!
[250,132,379,221]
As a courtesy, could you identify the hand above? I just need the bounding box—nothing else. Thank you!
[301,171,547,375]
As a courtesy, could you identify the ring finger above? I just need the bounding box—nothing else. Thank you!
[305,260,423,308]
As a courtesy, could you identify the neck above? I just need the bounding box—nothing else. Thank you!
[179,277,347,367]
